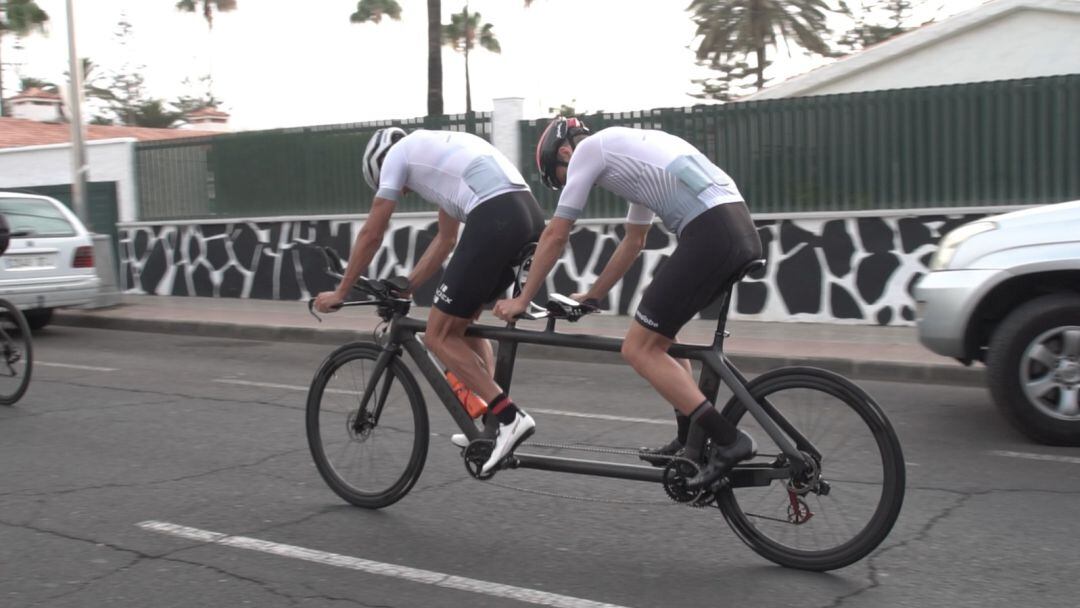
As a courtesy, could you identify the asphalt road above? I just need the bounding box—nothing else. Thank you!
[2,326,1079,608]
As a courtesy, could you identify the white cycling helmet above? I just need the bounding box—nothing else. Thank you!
[362,127,407,190]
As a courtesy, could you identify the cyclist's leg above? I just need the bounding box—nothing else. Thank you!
[627,203,762,481]
[464,307,495,377]
[426,308,502,402]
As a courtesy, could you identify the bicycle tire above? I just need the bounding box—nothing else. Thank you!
[0,299,33,406]
[306,342,429,508]
[715,367,905,571]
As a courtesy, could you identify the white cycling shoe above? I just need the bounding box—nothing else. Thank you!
[450,433,469,448]
[481,410,536,474]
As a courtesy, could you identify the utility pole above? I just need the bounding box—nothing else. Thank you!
[65,0,89,227]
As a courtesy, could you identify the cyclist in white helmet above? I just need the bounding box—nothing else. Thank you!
[315,128,544,473]
[494,117,763,489]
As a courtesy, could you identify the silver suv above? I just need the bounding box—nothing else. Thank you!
[915,200,1080,445]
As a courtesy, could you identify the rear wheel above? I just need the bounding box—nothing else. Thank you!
[306,342,428,508]
[0,300,33,405]
[716,367,905,571]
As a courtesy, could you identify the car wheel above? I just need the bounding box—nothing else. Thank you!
[987,293,1080,446]
[23,308,54,331]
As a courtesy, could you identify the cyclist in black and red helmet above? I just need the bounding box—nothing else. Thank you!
[496,116,763,489]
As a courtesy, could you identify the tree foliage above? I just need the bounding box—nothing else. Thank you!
[689,0,843,96]
[175,0,237,30]
[838,0,919,53]
[350,0,402,24]
[0,0,50,115]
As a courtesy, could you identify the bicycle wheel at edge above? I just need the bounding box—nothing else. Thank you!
[715,367,906,571]
[0,299,33,406]
[306,342,429,509]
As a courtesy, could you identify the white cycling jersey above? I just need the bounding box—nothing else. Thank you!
[554,127,744,235]
[376,130,529,222]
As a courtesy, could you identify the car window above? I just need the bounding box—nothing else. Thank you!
[0,198,76,237]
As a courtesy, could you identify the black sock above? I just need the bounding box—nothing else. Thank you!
[675,411,690,444]
[689,401,738,446]
[489,393,519,424]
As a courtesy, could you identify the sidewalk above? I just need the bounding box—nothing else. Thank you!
[54,295,985,387]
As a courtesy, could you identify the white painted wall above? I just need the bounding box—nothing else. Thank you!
[810,11,1080,96]
[10,99,64,123]
[492,97,525,169]
[0,138,138,223]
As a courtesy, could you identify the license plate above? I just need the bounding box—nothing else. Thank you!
[4,254,57,270]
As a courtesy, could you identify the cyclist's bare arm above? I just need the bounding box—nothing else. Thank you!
[313,197,394,313]
[577,221,649,303]
[493,217,573,321]
[405,209,459,295]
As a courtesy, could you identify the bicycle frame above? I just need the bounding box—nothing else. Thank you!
[352,294,818,489]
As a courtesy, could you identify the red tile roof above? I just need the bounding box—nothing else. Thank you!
[186,106,230,118]
[9,87,61,101]
[0,117,218,149]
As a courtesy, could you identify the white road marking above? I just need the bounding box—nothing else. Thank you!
[529,408,671,425]
[214,378,358,396]
[213,379,673,425]
[990,450,1080,465]
[138,520,632,608]
[38,362,118,372]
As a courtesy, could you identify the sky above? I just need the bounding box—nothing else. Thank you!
[6,0,987,131]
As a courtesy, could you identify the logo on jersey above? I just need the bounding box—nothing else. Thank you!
[635,310,659,328]
[435,283,454,305]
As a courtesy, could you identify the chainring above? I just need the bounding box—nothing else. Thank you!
[464,440,496,480]
[661,458,704,504]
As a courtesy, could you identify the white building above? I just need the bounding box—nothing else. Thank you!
[7,87,64,123]
[747,0,1080,99]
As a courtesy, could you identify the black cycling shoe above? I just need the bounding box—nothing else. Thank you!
[638,437,685,467]
[686,430,757,489]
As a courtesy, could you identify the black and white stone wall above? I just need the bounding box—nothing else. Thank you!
[118,211,983,326]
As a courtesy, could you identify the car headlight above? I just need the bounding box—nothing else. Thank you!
[929,221,997,270]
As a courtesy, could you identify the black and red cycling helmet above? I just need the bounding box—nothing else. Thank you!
[535,116,590,190]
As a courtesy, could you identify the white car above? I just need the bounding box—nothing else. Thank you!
[0,192,100,329]
[915,200,1080,445]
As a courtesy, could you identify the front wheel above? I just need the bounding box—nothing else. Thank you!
[0,299,33,405]
[306,342,429,508]
[716,367,906,571]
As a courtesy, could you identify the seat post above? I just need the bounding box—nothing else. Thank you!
[712,289,733,351]
[710,257,764,352]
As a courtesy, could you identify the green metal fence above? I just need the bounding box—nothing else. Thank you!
[137,75,1080,221]
[137,113,491,220]
[521,74,1080,216]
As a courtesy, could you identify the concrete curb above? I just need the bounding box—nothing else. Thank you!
[54,311,986,388]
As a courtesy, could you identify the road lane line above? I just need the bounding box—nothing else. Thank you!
[39,362,118,372]
[214,378,359,396]
[213,379,672,425]
[528,408,671,425]
[990,450,1080,465]
[138,520,632,608]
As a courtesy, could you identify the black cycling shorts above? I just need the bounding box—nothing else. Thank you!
[635,201,762,339]
[433,190,545,318]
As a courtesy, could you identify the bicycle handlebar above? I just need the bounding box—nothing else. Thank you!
[306,244,600,324]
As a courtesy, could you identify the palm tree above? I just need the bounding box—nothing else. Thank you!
[351,1,535,117]
[688,0,839,91]
[351,0,445,116]
[443,4,500,114]
[0,0,49,116]
[175,0,237,30]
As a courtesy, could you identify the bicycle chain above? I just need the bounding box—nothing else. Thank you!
[472,441,717,508]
